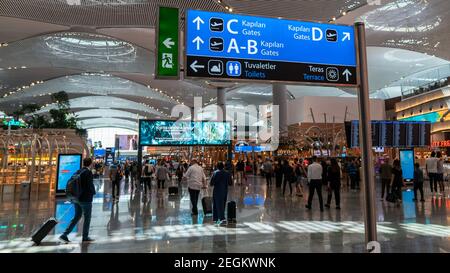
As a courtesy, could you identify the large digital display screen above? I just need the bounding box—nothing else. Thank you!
[139,120,231,146]
[400,149,415,180]
[56,154,82,193]
[116,134,138,150]
[346,120,431,148]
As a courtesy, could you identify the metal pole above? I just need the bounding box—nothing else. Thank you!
[355,22,378,252]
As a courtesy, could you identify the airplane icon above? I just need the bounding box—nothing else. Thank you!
[326,29,338,42]
[210,18,224,32]
[211,41,223,47]
[210,37,224,51]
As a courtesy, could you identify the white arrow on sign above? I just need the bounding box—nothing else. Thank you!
[343,69,352,82]
[192,36,204,50]
[342,32,351,42]
[193,16,205,30]
[163,38,175,49]
[190,60,204,72]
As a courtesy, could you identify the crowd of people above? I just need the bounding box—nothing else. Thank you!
[58,152,448,244]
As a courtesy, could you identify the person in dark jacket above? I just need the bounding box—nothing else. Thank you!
[274,159,283,188]
[347,159,358,190]
[59,157,96,243]
[282,160,294,196]
[325,158,341,209]
[210,162,232,223]
[413,163,425,202]
[391,159,404,204]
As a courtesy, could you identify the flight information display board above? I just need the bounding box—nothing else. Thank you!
[346,120,431,148]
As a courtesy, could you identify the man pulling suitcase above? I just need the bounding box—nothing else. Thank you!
[59,157,96,244]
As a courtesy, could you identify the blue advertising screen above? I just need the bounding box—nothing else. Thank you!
[185,9,357,85]
[139,120,231,146]
[400,149,415,180]
[56,154,82,192]
[94,148,106,157]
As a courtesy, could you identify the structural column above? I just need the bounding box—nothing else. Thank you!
[217,87,226,122]
[272,84,288,137]
[217,87,232,161]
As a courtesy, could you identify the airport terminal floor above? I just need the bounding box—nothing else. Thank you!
[1,175,449,253]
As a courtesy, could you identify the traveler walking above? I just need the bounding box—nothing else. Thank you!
[380,158,392,200]
[325,158,341,209]
[282,160,294,196]
[59,158,96,243]
[210,162,232,223]
[155,160,170,189]
[109,162,123,201]
[425,151,438,195]
[184,159,207,215]
[391,159,404,204]
[274,159,283,188]
[306,156,324,212]
[436,151,445,195]
[413,163,425,202]
[262,158,274,187]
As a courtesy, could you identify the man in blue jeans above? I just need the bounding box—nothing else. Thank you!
[59,157,96,244]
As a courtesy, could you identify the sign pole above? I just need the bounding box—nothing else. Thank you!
[355,22,378,252]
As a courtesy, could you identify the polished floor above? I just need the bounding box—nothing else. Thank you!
[0,175,449,253]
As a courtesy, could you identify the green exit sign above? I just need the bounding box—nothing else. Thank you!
[156,6,179,79]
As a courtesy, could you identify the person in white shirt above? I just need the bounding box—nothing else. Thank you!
[183,159,207,215]
[425,151,438,194]
[306,156,324,212]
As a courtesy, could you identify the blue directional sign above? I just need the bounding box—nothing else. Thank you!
[185,9,357,86]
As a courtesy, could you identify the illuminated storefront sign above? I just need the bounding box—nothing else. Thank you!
[431,140,450,147]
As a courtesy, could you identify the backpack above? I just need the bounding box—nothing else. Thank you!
[144,165,153,176]
[66,169,86,200]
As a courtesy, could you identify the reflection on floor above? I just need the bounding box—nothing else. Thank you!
[0,176,449,253]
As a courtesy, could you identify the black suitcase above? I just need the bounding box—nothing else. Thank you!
[31,217,58,245]
[202,196,213,215]
[227,201,237,222]
[168,186,178,195]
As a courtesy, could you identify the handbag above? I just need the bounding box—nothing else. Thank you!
[386,191,397,203]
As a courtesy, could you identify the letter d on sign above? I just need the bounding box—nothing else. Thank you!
[312,27,323,41]
[367,241,381,253]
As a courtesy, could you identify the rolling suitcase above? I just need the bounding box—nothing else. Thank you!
[227,201,237,223]
[31,218,58,245]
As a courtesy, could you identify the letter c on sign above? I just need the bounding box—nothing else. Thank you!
[227,19,238,34]
[367,241,381,253]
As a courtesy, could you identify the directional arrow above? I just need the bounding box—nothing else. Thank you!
[193,16,205,30]
[192,36,204,50]
[190,60,204,72]
[342,32,351,42]
[343,69,352,82]
[163,37,175,49]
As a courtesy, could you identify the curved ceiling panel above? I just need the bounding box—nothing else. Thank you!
[35,96,169,117]
[0,32,152,74]
[360,0,450,61]
[78,117,139,130]
[75,109,144,120]
[0,73,178,104]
